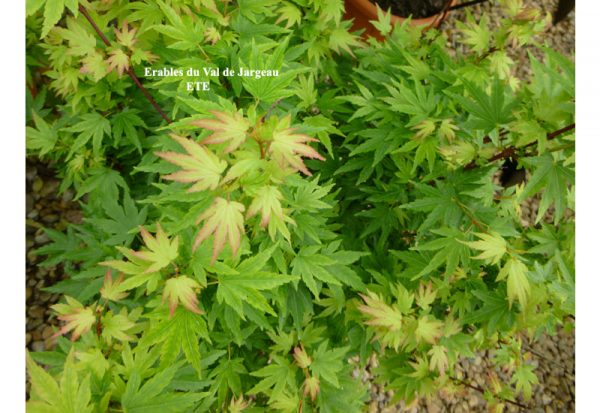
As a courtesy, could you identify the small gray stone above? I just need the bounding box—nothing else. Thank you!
[42,214,59,224]
[542,394,553,405]
[34,233,50,244]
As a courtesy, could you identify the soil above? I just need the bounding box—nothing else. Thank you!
[372,0,449,19]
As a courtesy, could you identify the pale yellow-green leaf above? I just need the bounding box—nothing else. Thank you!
[191,110,251,153]
[462,232,507,264]
[163,276,203,316]
[157,134,227,192]
[194,197,245,262]
[497,257,531,307]
[428,345,449,375]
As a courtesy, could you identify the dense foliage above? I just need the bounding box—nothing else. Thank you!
[26,0,574,411]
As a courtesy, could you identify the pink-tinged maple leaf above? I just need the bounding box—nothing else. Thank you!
[114,20,138,49]
[190,110,251,153]
[246,185,285,227]
[163,276,203,317]
[204,26,221,45]
[357,291,403,331]
[303,376,320,402]
[107,49,130,77]
[51,296,96,341]
[194,197,245,263]
[100,269,129,302]
[293,346,312,369]
[268,115,325,176]
[156,134,227,192]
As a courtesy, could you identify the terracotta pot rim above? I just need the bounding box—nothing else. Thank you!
[347,0,458,27]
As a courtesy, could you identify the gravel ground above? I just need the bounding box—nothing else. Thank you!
[26,161,82,354]
[360,325,575,412]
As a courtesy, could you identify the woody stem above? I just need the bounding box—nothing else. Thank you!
[77,4,172,124]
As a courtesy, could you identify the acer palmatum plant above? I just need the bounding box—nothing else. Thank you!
[26,0,573,411]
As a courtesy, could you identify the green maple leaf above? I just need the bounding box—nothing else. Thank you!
[318,0,344,23]
[519,154,574,224]
[216,248,298,318]
[276,2,302,28]
[190,110,251,153]
[101,309,136,344]
[310,341,348,388]
[65,112,111,160]
[156,134,227,192]
[27,0,46,16]
[463,289,514,333]
[497,257,531,308]
[111,108,146,152]
[248,356,296,402]
[208,357,248,407]
[26,110,58,156]
[26,350,93,413]
[163,276,203,317]
[222,157,268,184]
[450,77,515,135]
[121,362,204,413]
[86,191,147,246]
[400,181,464,232]
[328,27,362,57]
[511,364,538,401]
[413,227,471,279]
[38,0,79,39]
[371,5,392,36]
[57,18,96,56]
[456,12,490,55]
[301,114,343,158]
[51,296,96,341]
[268,115,325,176]
[194,197,245,262]
[291,246,341,297]
[138,308,209,378]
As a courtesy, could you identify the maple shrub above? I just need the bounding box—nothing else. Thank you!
[25,0,574,412]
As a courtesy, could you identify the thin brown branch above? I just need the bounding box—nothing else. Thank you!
[260,99,283,123]
[452,377,530,410]
[427,0,454,30]
[78,5,172,124]
[464,123,575,170]
[525,123,575,148]
[78,5,110,46]
[475,46,499,64]
[453,197,489,232]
